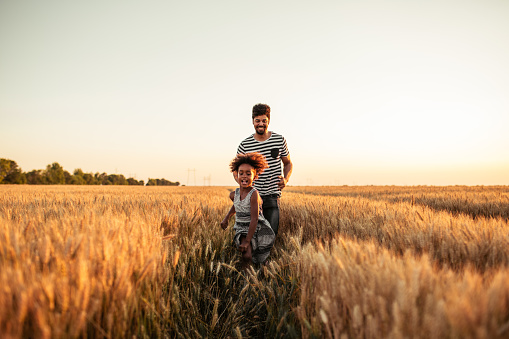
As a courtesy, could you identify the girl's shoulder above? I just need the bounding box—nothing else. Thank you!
[249,188,261,202]
[247,187,258,195]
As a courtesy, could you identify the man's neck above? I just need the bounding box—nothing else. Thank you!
[253,131,271,142]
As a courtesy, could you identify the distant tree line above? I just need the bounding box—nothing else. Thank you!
[0,158,180,186]
[146,178,180,186]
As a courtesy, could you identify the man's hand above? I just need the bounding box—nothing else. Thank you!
[277,176,287,190]
[220,220,228,230]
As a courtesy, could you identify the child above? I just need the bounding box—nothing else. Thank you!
[221,152,275,269]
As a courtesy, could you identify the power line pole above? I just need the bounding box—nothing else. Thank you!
[187,168,196,186]
[203,175,211,186]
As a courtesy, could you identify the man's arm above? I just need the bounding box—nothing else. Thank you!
[277,154,293,190]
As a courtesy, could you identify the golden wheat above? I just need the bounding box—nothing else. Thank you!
[1,185,509,338]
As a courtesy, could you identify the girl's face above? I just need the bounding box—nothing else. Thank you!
[238,163,256,188]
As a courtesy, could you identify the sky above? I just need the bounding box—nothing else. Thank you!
[1,0,508,186]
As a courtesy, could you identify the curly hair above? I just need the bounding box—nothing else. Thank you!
[230,152,268,176]
[252,103,270,120]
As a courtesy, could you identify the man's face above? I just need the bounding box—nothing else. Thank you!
[253,114,269,135]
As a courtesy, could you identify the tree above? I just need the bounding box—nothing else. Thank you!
[26,170,46,184]
[96,172,107,185]
[0,159,26,184]
[102,174,127,185]
[146,178,157,186]
[0,158,178,186]
[127,177,144,186]
[64,170,72,184]
[146,178,180,186]
[83,173,97,185]
[44,163,65,184]
[70,169,86,185]
[6,170,27,184]
[0,158,13,183]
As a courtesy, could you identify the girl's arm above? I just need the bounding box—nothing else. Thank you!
[221,205,235,230]
[220,191,236,230]
[239,190,260,251]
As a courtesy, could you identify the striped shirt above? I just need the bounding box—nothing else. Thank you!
[237,132,290,196]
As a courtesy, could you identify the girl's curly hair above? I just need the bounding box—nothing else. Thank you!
[230,152,268,176]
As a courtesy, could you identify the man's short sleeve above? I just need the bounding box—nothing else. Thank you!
[237,143,244,155]
[280,136,289,157]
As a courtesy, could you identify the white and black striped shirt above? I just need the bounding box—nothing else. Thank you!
[237,132,289,196]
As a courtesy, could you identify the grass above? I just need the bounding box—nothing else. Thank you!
[1,185,509,338]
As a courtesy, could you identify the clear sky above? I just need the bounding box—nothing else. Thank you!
[1,0,508,186]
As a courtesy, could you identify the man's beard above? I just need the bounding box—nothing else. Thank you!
[255,127,266,135]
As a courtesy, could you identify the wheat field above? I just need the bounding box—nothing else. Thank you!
[1,185,509,338]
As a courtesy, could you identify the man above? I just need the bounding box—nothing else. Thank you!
[236,103,293,236]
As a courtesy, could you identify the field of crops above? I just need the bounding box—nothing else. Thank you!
[1,185,509,338]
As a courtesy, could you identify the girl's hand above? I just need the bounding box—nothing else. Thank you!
[239,239,250,252]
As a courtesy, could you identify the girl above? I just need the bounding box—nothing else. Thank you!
[221,153,275,269]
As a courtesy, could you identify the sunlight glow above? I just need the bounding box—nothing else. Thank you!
[0,0,508,185]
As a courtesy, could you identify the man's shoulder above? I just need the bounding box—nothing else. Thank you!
[268,132,287,144]
[239,134,255,144]
[237,134,255,153]
[270,132,285,139]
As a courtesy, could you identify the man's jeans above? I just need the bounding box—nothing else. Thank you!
[261,194,280,236]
